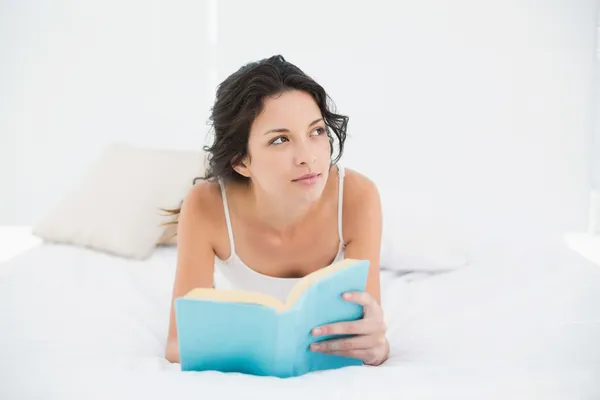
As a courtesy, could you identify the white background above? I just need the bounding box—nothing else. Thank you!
[1,0,598,260]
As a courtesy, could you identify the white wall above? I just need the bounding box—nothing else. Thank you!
[0,0,211,225]
[591,5,600,190]
[1,0,598,261]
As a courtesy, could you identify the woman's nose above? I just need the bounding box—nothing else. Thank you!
[294,142,315,166]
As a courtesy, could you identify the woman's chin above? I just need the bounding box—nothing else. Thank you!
[294,184,325,204]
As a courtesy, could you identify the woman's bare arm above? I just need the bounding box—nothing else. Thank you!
[341,170,383,304]
[165,183,217,363]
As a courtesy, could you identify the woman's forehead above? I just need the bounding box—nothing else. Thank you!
[253,90,321,129]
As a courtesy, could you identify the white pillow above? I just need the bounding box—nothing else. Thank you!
[33,142,206,260]
[378,189,469,272]
[380,227,469,273]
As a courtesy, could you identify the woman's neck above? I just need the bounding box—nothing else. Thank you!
[246,184,318,237]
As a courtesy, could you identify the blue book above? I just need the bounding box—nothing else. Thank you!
[174,258,370,378]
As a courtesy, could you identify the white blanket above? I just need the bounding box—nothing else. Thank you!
[1,243,599,399]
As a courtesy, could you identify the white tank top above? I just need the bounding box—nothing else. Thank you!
[214,164,346,303]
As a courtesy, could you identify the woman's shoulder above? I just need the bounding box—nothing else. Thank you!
[338,166,382,243]
[340,166,380,203]
[180,178,224,223]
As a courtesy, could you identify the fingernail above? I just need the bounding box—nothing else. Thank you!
[343,292,352,299]
[312,327,321,336]
[311,343,320,351]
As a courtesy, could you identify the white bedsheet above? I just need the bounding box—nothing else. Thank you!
[1,243,599,399]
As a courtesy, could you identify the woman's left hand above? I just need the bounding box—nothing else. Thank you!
[309,291,389,366]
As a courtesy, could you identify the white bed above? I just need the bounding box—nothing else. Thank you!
[1,240,600,400]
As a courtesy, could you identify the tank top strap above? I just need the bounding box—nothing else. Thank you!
[218,179,236,259]
[337,163,345,248]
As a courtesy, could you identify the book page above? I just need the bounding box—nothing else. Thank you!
[282,258,360,311]
[182,259,364,312]
[184,288,284,310]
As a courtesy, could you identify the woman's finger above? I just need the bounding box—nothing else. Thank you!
[310,333,384,352]
[319,348,383,365]
[342,291,383,318]
[312,318,381,336]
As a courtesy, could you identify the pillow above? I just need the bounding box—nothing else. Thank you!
[157,221,178,246]
[378,189,469,272]
[379,227,469,273]
[33,142,206,259]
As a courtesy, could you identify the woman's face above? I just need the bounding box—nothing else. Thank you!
[237,90,332,204]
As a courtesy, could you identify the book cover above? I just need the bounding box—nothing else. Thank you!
[174,258,371,378]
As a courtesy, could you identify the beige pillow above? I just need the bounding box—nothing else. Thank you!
[33,142,206,259]
[157,219,179,246]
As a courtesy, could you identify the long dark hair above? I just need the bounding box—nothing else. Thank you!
[161,55,349,226]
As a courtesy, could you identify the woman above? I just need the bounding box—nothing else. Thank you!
[164,55,388,366]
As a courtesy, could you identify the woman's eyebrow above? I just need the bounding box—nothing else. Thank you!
[263,118,323,136]
[308,117,323,127]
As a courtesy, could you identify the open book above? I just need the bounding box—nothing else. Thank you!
[174,258,370,378]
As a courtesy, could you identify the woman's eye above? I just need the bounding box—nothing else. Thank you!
[270,136,288,145]
[312,127,326,136]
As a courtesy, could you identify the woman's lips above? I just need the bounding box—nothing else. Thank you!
[292,173,321,185]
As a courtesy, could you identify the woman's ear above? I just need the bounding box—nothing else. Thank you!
[232,155,251,178]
